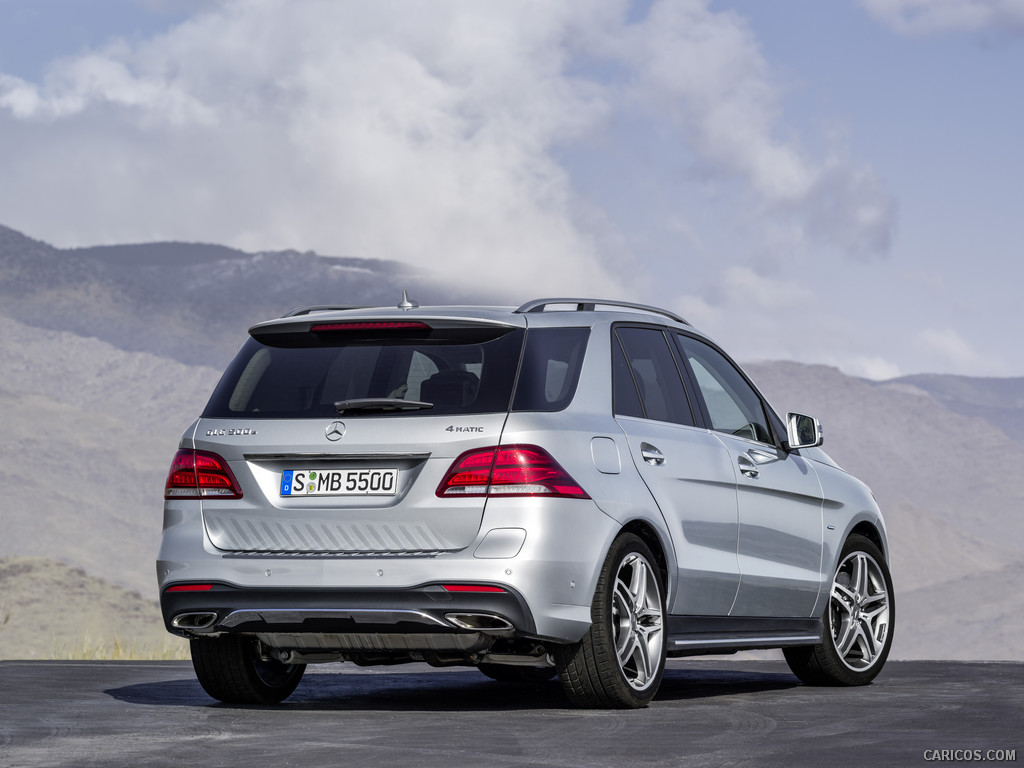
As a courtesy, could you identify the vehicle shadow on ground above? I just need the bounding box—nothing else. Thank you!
[105,667,801,712]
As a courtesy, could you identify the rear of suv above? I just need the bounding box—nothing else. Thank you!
[158,296,894,708]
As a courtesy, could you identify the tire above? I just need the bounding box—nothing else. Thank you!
[190,636,306,704]
[784,534,895,686]
[478,663,558,683]
[553,533,666,709]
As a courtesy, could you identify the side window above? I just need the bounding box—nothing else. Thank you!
[676,335,773,444]
[612,337,645,418]
[512,328,590,412]
[614,327,695,426]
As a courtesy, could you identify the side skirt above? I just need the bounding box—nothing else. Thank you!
[666,615,823,658]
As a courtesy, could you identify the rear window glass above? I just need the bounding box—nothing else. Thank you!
[203,328,525,419]
[512,327,590,412]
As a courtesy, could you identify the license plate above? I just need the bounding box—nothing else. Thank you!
[281,469,399,497]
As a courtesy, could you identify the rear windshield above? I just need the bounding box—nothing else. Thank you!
[202,326,590,419]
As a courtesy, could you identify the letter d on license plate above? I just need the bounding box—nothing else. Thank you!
[281,468,399,496]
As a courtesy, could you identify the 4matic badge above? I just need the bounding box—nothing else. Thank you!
[445,425,484,433]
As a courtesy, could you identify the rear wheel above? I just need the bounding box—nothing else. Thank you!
[784,534,894,686]
[554,533,666,709]
[190,636,306,704]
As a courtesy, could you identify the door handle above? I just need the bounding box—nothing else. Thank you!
[640,443,665,466]
[737,455,759,478]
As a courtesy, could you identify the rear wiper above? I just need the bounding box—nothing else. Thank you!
[334,398,434,415]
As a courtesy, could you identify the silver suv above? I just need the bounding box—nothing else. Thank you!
[158,296,894,708]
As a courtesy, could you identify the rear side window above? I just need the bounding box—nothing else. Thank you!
[512,328,590,412]
[614,327,695,426]
[204,328,525,418]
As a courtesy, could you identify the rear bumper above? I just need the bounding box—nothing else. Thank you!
[158,496,622,643]
[162,583,536,641]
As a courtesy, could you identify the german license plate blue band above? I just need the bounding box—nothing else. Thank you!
[280,469,398,497]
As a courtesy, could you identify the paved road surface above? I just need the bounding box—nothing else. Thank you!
[1,660,1021,767]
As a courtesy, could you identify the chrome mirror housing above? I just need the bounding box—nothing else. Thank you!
[787,413,823,450]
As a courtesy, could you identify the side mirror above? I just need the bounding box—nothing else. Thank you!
[786,413,823,450]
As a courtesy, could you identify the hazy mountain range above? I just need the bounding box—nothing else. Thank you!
[1,223,1021,661]
[0,223,486,369]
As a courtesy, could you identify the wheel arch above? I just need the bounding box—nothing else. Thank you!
[848,520,887,562]
[618,519,671,592]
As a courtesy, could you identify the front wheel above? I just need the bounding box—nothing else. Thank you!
[554,533,666,708]
[190,636,306,704]
[784,534,895,686]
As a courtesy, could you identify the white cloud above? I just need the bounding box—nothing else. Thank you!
[719,266,816,312]
[674,267,820,358]
[596,1,897,258]
[916,327,1002,372]
[0,0,896,301]
[859,0,1024,35]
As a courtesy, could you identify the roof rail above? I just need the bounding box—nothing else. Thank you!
[283,305,370,318]
[515,298,689,326]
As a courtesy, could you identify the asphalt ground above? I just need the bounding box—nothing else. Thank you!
[1,660,1021,768]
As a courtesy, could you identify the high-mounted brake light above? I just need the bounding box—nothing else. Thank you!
[164,449,243,499]
[436,445,590,499]
[311,321,430,332]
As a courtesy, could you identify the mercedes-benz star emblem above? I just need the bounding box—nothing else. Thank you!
[325,421,347,441]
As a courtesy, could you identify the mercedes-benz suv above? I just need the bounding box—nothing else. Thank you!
[158,296,894,708]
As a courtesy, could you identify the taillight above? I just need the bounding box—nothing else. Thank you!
[436,445,590,499]
[164,449,243,499]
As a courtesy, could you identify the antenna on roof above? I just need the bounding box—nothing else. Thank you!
[398,290,419,311]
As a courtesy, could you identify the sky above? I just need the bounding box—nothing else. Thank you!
[1,0,1022,379]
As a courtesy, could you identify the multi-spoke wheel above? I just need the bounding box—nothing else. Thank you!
[554,533,666,708]
[785,534,895,686]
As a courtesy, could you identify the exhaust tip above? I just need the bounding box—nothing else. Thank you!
[171,612,218,631]
[445,612,514,633]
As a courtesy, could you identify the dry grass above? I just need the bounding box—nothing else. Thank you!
[51,635,191,661]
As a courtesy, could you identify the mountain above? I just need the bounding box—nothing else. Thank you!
[0,557,184,660]
[880,373,1024,448]
[0,315,219,601]
[0,223,482,368]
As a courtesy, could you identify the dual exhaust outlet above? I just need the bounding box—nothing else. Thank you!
[170,610,513,635]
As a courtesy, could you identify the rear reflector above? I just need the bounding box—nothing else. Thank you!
[311,321,429,332]
[436,445,590,499]
[165,584,214,593]
[442,585,507,593]
[164,449,243,499]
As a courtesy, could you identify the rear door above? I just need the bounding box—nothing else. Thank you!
[193,318,525,555]
[611,326,741,616]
